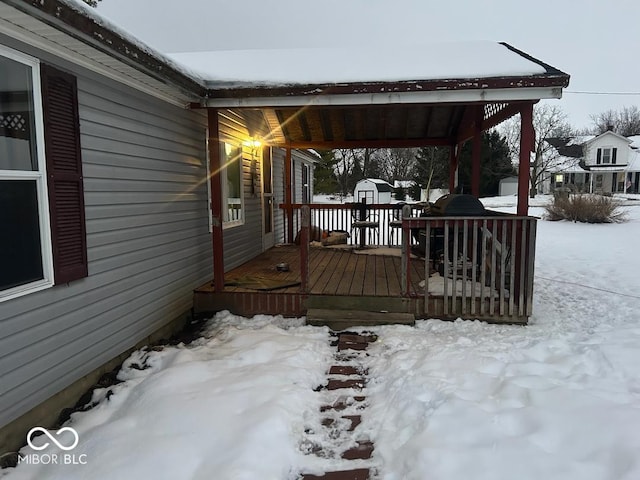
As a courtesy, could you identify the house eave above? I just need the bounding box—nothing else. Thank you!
[3,0,207,100]
[204,85,565,109]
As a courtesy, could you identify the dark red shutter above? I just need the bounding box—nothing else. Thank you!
[40,64,88,284]
[596,149,601,164]
[612,148,617,164]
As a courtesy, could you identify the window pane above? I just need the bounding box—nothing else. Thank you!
[223,143,243,222]
[0,56,37,171]
[0,180,44,291]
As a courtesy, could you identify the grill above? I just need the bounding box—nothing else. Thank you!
[415,194,486,261]
[430,194,486,216]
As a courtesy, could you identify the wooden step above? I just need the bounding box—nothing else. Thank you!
[307,308,415,330]
[306,295,412,313]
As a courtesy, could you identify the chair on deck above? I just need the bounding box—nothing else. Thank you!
[388,202,406,246]
[351,200,379,249]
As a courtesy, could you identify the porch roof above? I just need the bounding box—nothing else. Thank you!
[179,43,568,148]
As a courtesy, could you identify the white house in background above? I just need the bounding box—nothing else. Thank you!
[354,178,393,204]
[544,131,640,194]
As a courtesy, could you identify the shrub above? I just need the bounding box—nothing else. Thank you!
[544,194,627,223]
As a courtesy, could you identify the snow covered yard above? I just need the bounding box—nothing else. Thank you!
[363,196,640,480]
[2,195,640,480]
[1,316,334,480]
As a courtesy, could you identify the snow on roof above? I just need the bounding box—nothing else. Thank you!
[627,135,640,149]
[53,0,207,86]
[627,150,640,171]
[168,42,548,88]
[566,135,595,146]
[356,178,393,192]
[394,180,415,188]
[584,130,632,146]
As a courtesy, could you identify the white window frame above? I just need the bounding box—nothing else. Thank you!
[221,142,244,228]
[0,45,54,302]
[600,146,613,164]
[205,138,246,231]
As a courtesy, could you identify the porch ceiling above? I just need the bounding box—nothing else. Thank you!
[233,99,545,149]
[256,103,468,148]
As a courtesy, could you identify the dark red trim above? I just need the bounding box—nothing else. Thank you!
[206,74,570,100]
[207,109,225,292]
[284,148,293,243]
[41,63,88,284]
[448,145,458,192]
[518,103,534,216]
[274,137,454,149]
[471,106,483,198]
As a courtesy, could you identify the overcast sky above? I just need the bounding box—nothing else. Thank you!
[97,0,640,130]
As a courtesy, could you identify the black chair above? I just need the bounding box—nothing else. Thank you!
[350,200,379,248]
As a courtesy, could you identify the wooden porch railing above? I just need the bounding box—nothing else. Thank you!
[283,202,424,246]
[401,215,537,321]
[290,203,537,322]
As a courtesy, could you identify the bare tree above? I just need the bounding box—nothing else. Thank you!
[377,148,418,182]
[83,0,101,6]
[590,106,640,136]
[500,104,573,197]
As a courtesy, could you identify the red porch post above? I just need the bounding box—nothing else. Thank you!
[300,205,310,292]
[518,103,534,216]
[285,147,294,243]
[448,144,458,193]
[471,106,483,197]
[207,108,225,292]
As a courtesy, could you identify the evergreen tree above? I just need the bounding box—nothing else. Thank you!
[457,130,515,197]
[312,150,340,194]
[410,131,514,199]
[411,146,450,199]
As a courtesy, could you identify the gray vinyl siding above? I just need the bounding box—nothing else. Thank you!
[217,110,264,270]
[0,38,211,428]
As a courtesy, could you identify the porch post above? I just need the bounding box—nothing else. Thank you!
[300,205,310,292]
[471,106,483,197]
[207,108,225,292]
[518,102,534,216]
[448,144,458,193]
[285,147,294,243]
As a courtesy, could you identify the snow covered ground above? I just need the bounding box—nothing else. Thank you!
[3,195,640,480]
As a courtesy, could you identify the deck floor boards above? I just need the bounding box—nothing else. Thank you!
[205,245,422,297]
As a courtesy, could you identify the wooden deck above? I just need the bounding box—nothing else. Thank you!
[193,245,426,318]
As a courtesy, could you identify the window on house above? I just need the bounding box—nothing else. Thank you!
[222,142,243,225]
[597,147,617,164]
[302,163,310,203]
[0,46,87,302]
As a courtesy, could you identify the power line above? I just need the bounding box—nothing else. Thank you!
[565,90,640,96]
[536,275,640,300]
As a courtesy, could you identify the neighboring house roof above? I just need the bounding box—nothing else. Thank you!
[545,136,593,158]
[583,130,632,147]
[356,179,393,192]
[393,180,415,189]
[545,132,640,173]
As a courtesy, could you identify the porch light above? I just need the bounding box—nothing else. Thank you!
[242,139,262,148]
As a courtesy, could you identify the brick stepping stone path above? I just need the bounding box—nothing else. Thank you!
[300,332,378,480]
